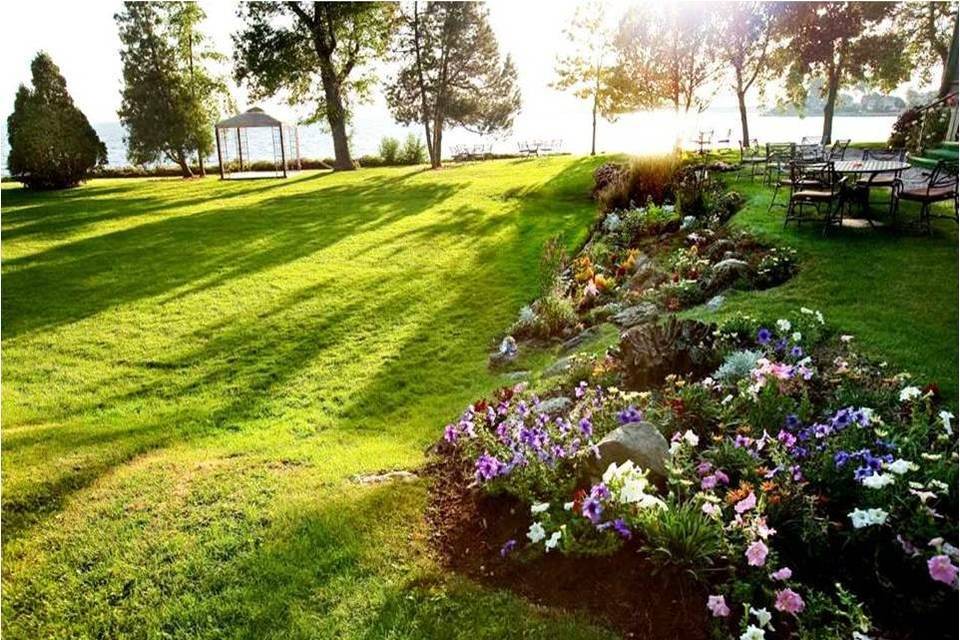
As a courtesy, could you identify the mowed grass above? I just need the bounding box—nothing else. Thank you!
[1,158,616,640]
[1,156,957,639]
[688,175,959,397]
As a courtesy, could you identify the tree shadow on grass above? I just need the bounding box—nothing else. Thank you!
[2,174,462,339]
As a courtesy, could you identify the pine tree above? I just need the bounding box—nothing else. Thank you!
[386,2,520,168]
[115,1,229,177]
[6,52,106,189]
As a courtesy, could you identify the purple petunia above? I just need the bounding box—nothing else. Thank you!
[757,327,772,344]
[617,405,644,425]
[579,417,593,438]
[500,539,517,557]
[582,497,603,524]
[475,453,503,481]
[612,518,632,539]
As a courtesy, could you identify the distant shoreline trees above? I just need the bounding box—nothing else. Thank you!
[386,2,520,169]
[6,52,106,189]
[233,2,395,171]
[115,2,231,178]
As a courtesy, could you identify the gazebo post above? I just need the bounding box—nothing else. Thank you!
[236,127,243,171]
[215,127,225,180]
[279,125,288,178]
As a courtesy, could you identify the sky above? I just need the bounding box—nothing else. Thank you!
[0,1,941,159]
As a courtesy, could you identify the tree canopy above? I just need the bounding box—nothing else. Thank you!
[772,2,910,143]
[115,1,230,177]
[7,52,106,189]
[386,2,520,168]
[612,2,724,115]
[233,2,395,171]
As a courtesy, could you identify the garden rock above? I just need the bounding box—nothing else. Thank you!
[504,370,530,381]
[589,421,669,480]
[706,238,735,260]
[560,327,598,352]
[535,396,572,415]
[612,302,659,328]
[354,470,419,485]
[543,356,573,378]
[489,336,518,367]
[706,295,725,311]
[709,258,752,291]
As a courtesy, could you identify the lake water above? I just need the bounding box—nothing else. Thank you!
[1,109,897,173]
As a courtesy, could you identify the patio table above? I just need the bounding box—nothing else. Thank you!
[832,160,911,223]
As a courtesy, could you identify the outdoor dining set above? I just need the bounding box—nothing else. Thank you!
[450,139,564,162]
[737,138,959,234]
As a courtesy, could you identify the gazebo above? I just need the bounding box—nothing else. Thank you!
[214,107,301,179]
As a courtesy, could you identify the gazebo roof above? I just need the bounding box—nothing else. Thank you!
[215,107,287,129]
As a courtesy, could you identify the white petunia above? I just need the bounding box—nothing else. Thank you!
[791,331,802,342]
[682,430,699,446]
[527,522,546,543]
[544,529,562,551]
[530,502,550,514]
[563,501,574,511]
[885,459,917,475]
[750,607,772,628]
[899,386,922,402]
[939,410,955,436]
[861,473,896,489]
[776,319,791,333]
[849,508,889,529]
[815,310,824,324]
[740,625,766,640]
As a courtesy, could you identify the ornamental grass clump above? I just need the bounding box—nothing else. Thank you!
[596,154,681,213]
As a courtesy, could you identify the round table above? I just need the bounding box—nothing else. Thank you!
[832,160,911,224]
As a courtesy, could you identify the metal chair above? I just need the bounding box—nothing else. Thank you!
[784,160,846,230]
[737,139,764,181]
[891,160,959,233]
[765,142,797,210]
[828,139,851,160]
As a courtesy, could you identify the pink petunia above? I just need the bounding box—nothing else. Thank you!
[735,491,757,514]
[774,588,805,614]
[928,555,959,587]
[745,540,768,567]
[769,567,793,581]
[706,594,730,617]
[701,474,718,490]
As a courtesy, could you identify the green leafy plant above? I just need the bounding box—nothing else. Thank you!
[378,136,401,164]
[639,501,726,581]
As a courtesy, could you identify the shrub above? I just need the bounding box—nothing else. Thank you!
[713,350,763,383]
[399,133,427,165]
[639,500,726,580]
[597,154,680,212]
[7,53,107,189]
[378,136,401,164]
[592,161,624,195]
[536,292,578,337]
[618,204,680,241]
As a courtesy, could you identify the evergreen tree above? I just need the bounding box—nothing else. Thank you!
[115,1,229,177]
[386,2,520,169]
[233,2,395,171]
[6,52,106,189]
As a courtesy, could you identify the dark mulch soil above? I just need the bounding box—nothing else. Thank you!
[423,445,710,640]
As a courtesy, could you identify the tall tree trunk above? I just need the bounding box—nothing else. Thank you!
[318,57,354,171]
[431,116,443,169]
[737,89,750,147]
[411,2,436,166]
[821,71,840,145]
[939,19,958,98]
[176,152,193,178]
[591,93,597,156]
[198,153,205,177]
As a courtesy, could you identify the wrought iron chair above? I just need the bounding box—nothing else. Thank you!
[828,139,851,160]
[784,160,846,229]
[891,160,959,234]
[737,138,764,181]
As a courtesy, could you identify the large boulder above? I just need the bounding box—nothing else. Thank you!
[612,302,659,328]
[536,396,572,415]
[708,258,752,291]
[588,421,669,480]
[619,318,718,390]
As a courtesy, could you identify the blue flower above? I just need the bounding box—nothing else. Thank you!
[834,451,850,468]
[757,328,772,345]
[582,497,603,524]
[500,539,517,557]
[790,346,803,358]
[785,414,801,430]
[579,417,593,438]
[617,405,643,424]
[612,518,632,539]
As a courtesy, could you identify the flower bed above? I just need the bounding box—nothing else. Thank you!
[491,160,795,361]
[429,307,958,639]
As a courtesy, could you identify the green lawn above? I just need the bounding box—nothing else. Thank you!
[1,156,956,639]
[688,175,959,397]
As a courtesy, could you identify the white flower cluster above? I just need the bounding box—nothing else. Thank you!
[601,461,666,510]
[849,507,889,529]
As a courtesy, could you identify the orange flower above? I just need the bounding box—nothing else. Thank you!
[725,482,754,505]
